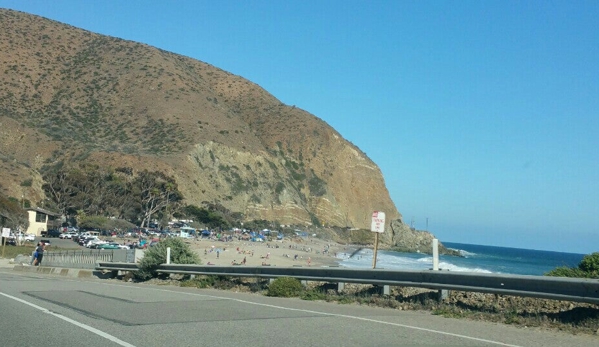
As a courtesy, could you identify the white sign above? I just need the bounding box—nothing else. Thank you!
[371,211,385,233]
[1,228,10,238]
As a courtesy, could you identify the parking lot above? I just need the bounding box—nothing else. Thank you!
[33,236,86,249]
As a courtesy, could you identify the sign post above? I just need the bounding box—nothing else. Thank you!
[370,211,385,269]
[1,228,10,258]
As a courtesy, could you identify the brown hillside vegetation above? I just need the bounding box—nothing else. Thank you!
[0,9,407,244]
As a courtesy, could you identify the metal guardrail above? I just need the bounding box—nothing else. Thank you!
[96,262,599,304]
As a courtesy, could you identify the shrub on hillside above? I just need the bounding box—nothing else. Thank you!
[267,277,303,297]
[135,238,201,281]
[545,252,599,278]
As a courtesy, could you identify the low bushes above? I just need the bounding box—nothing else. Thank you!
[545,252,599,278]
[135,238,201,281]
[267,277,303,297]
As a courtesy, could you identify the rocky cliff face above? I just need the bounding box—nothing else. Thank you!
[389,219,458,255]
[0,9,403,237]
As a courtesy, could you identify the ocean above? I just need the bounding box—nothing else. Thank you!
[337,242,587,276]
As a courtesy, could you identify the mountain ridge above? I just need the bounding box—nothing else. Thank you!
[0,9,408,245]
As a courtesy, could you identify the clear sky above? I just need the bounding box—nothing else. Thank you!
[2,1,598,254]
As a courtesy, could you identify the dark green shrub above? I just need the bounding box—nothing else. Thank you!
[20,179,33,187]
[135,238,201,281]
[267,277,303,297]
[545,266,585,278]
[545,252,599,278]
[181,275,226,288]
[578,252,599,273]
[300,289,327,301]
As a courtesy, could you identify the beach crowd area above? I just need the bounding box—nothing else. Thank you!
[183,235,346,268]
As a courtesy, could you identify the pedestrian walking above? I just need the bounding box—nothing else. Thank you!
[33,242,45,266]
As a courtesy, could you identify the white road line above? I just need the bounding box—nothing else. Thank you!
[0,291,137,347]
[99,281,524,347]
[2,272,523,347]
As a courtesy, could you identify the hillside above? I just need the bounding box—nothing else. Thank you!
[0,9,410,244]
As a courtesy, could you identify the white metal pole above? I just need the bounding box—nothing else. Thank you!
[432,238,439,271]
[166,247,171,264]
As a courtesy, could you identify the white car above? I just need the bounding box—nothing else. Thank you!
[59,231,78,239]
[8,232,35,242]
[86,238,108,248]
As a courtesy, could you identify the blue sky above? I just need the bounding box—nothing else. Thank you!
[2,1,598,254]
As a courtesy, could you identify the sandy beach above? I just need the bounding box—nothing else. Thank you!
[183,236,349,268]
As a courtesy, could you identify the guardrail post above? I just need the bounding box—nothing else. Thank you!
[337,282,345,293]
[383,285,390,296]
[432,239,450,301]
[438,289,449,301]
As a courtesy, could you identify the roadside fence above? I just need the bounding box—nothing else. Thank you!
[42,249,136,269]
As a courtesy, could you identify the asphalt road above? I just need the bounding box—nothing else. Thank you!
[0,270,596,347]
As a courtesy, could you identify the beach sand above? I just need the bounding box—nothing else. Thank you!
[182,236,349,268]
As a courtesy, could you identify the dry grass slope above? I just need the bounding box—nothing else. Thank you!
[0,9,401,234]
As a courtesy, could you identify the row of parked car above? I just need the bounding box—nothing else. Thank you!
[3,232,36,245]
[74,233,129,250]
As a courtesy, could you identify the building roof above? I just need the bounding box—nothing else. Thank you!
[27,207,60,217]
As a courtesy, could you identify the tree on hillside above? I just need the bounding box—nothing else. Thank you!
[105,171,139,221]
[136,170,182,228]
[42,165,77,218]
[43,164,184,227]
[178,204,229,229]
[0,194,28,231]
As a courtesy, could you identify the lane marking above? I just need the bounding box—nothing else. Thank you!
[2,272,523,347]
[158,289,523,347]
[0,291,137,347]
[98,281,524,347]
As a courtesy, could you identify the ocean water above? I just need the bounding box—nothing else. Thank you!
[337,242,587,276]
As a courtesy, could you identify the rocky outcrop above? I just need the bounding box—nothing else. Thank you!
[389,219,460,255]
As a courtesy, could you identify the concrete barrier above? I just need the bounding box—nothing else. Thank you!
[12,264,105,278]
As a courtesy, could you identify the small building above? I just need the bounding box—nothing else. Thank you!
[26,207,60,236]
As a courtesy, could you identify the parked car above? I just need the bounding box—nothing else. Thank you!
[7,232,35,243]
[97,242,127,250]
[86,238,107,248]
[59,231,78,239]
[46,229,61,238]
[78,236,96,247]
